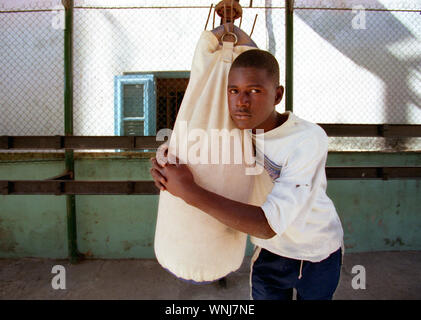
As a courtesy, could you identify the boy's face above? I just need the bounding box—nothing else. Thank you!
[227,67,284,131]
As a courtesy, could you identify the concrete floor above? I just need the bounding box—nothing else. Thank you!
[0,251,420,300]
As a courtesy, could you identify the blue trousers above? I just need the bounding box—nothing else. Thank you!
[251,247,342,300]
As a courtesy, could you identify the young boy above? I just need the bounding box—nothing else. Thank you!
[150,48,344,300]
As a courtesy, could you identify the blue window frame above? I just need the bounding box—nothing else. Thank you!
[114,74,156,138]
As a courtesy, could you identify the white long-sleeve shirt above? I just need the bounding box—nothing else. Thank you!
[249,111,344,262]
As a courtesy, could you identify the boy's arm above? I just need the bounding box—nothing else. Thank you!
[150,158,276,239]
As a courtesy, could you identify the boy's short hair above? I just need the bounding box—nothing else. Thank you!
[230,49,280,87]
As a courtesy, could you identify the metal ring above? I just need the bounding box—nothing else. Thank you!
[221,31,238,45]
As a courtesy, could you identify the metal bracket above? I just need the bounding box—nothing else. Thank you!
[287,0,294,12]
[0,181,12,195]
[0,136,13,149]
[129,136,136,150]
[54,181,65,196]
[378,124,390,137]
[377,167,389,180]
[127,181,135,195]
[47,170,73,181]
[61,0,72,10]
[46,170,73,195]
[54,135,64,149]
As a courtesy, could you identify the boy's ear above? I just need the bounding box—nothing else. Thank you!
[274,85,284,105]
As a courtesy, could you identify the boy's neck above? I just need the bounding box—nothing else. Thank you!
[252,111,289,134]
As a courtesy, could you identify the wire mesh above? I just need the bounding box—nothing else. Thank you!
[0,0,420,154]
[0,8,64,136]
[72,1,285,139]
[293,1,421,151]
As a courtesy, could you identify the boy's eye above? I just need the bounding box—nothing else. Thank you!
[250,89,260,93]
[228,89,238,94]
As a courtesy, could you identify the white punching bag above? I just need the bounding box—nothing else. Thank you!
[154,30,258,283]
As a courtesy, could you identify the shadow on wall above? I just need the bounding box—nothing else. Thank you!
[294,2,421,129]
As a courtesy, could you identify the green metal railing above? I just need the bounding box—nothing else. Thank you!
[64,0,81,263]
[285,0,293,112]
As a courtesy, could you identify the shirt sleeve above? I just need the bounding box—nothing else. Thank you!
[260,129,329,236]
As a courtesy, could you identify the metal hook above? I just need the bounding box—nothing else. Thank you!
[222,1,236,44]
[221,31,238,45]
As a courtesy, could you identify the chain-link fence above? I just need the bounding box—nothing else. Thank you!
[0,0,420,153]
[0,6,64,136]
[293,0,421,151]
[0,1,65,155]
[72,1,285,141]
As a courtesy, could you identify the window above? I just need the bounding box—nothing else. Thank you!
[114,74,156,137]
[156,77,189,132]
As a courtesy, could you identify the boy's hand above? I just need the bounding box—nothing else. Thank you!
[150,156,197,201]
[150,157,167,191]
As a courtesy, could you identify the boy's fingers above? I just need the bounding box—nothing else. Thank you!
[150,158,168,191]
[151,159,167,176]
[151,156,169,169]
[150,157,162,168]
[154,180,166,191]
[167,153,183,167]
[150,168,167,184]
